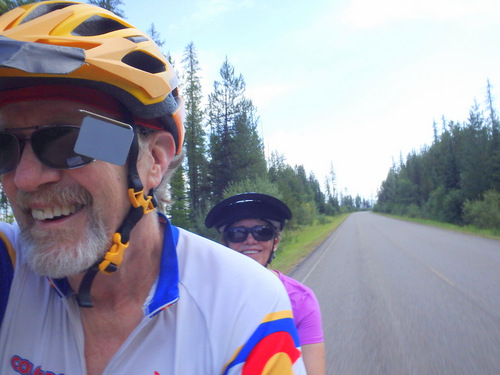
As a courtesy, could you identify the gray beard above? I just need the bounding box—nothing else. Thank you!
[20,206,110,279]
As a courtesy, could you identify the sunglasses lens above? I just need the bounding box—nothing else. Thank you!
[225,225,275,243]
[225,227,248,243]
[0,133,21,174]
[252,226,275,241]
[32,126,94,169]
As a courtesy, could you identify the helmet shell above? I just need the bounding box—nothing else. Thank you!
[0,1,184,153]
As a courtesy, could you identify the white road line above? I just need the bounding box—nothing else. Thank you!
[429,267,456,287]
[300,225,344,284]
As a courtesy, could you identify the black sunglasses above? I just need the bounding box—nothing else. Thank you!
[0,125,95,174]
[224,225,275,243]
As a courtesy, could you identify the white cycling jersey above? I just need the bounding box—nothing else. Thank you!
[0,215,305,374]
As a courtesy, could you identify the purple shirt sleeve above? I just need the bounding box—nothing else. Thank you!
[276,271,324,345]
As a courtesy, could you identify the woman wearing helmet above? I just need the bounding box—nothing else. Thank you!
[0,2,306,374]
[206,193,326,375]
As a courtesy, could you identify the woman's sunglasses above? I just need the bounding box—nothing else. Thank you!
[224,225,275,243]
[0,125,94,174]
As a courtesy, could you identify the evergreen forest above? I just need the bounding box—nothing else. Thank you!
[375,81,500,232]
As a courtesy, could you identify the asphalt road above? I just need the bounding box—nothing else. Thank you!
[290,212,500,375]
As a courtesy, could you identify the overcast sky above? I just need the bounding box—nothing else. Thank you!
[124,0,500,200]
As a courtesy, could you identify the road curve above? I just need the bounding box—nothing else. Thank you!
[290,212,500,375]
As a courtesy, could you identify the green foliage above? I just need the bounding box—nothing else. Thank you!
[375,80,500,229]
[293,200,317,226]
[1,0,35,16]
[423,187,463,224]
[0,185,14,223]
[223,177,280,199]
[167,164,190,229]
[463,190,500,230]
[267,153,316,227]
[207,58,266,200]
[181,42,210,220]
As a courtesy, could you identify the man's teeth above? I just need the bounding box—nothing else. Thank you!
[32,205,78,220]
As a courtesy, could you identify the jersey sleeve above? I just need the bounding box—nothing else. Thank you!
[278,272,324,345]
[222,310,306,374]
[295,289,324,345]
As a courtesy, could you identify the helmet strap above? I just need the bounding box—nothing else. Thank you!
[266,237,279,266]
[76,112,157,308]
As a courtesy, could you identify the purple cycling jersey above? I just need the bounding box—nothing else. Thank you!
[276,271,324,345]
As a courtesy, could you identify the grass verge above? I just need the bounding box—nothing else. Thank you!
[272,213,350,274]
[378,213,500,241]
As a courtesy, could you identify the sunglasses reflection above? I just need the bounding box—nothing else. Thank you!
[224,225,275,243]
[0,126,93,174]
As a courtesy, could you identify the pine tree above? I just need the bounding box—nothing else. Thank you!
[147,23,165,50]
[207,57,266,200]
[485,79,500,190]
[309,172,326,214]
[88,0,124,17]
[230,103,267,182]
[162,53,189,225]
[460,101,490,200]
[168,164,190,228]
[325,162,339,214]
[181,42,209,223]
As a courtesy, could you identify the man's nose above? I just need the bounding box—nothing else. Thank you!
[12,143,63,191]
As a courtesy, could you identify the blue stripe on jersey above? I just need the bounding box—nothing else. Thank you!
[148,215,180,316]
[0,236,14,327]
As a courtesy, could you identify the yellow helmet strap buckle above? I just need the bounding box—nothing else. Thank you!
[76,120,157,308]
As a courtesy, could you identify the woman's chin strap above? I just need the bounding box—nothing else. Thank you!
[76,130,157,308]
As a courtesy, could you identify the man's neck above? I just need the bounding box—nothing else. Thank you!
[69,214,165,374]
[68,214,164,309]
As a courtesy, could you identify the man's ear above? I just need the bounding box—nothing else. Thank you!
[145,132,175,189]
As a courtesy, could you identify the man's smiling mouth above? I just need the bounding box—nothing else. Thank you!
[31,204,82,221]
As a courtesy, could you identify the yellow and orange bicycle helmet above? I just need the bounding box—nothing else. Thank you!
[0,0,184,153]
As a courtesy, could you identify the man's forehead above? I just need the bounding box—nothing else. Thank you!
[0,85,122,113]
[0,101,83,127]
[0,100,116,128]
[0,86,163,131]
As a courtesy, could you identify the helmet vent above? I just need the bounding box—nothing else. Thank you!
[126,36,149,44]
[71,15,127,37]
[122,51,166,74]
[20,2,75,24]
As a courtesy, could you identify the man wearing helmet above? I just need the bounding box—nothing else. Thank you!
[0,2,306,374]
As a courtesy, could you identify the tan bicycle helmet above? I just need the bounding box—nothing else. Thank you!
[0,0,184,153]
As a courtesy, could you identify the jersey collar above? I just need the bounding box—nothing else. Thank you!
[50,213,180,316]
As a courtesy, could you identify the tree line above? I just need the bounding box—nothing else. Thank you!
[375,80,500,231]
[2,1,498,234]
